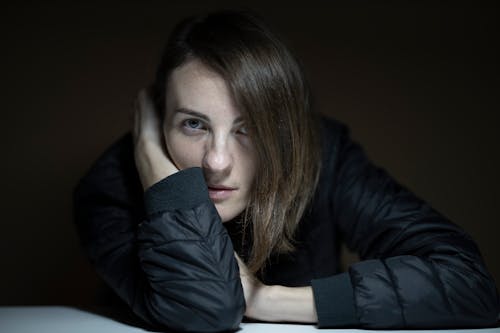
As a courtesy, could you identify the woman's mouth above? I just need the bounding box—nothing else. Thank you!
[207,185,237,202]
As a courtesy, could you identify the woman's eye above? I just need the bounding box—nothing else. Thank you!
[237,126,248,135]
[183,119,204,130]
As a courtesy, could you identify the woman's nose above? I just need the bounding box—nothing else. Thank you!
[202,138,232,176]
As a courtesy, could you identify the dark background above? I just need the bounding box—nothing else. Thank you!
[1,1,498,305]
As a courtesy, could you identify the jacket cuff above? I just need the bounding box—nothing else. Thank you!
[144,167,208,215]
[311,272,358,328]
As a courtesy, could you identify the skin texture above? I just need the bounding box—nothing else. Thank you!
[132,59,317,323]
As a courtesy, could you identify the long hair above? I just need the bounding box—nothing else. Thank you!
[152,10,321,273]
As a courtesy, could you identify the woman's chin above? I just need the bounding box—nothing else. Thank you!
[215,203,245,223]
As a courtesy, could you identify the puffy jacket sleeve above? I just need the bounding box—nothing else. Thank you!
[311,120,499,329]
[73,134,245,332]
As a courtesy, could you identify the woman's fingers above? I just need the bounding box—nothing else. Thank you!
[234,252,268,319]
[133,88,162,145]
[235,253,256,292]
[132,97,140,143]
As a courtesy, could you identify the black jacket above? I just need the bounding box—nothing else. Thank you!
[73,116,499,332]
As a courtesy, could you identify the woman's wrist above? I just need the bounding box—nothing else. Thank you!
[249,285,318,323]
[135,139,178,190]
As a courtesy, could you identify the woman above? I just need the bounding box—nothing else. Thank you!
[73,10,499,332]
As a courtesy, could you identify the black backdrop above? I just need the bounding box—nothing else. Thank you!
[1,1,498,305]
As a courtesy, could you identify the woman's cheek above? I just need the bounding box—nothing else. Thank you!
[165,132,203,170]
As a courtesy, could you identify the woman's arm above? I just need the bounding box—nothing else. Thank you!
[314,119,499,328]
[237,118,499,329]
[235,255,317,323]
[73,90,245,332]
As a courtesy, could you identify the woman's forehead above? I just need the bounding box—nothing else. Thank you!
[166,59,243,122]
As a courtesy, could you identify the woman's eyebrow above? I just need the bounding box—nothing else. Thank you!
[233,117,245,126]
[174,108,210,122]
[175,107,244,125]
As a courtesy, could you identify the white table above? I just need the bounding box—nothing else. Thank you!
[0,306,499,333]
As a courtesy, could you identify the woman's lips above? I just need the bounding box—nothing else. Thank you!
[207,185,236,202]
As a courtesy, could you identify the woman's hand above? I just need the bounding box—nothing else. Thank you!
[132,88,178,191]
[235,254,268,319]
[235,253,318,323]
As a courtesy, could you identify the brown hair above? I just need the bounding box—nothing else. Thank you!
[152,10,321,273]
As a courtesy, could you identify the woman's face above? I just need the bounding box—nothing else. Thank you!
[163,59,257,222]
